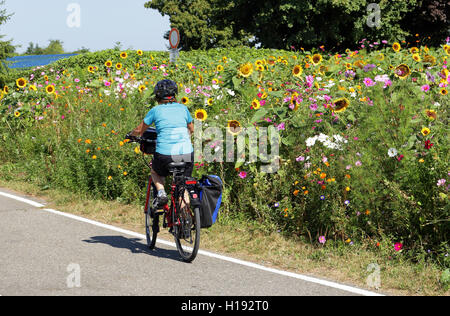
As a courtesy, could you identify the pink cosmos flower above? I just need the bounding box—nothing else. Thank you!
[363,78,376,87]
[239,171,247,179]
[394,243,403,252]
[319,236,326,244]
[421,85,430,92]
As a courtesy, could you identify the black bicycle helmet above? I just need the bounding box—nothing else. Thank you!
[153,79,178,100]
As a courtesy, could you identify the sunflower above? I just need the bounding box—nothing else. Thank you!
[332,97,350,113]
[181,96,190,105]
[16,78,27,89]
[252,98,261,110]
[3,86,9,94]
[14,111,20,118]
[425,109,437,120]
[256,65,265,72]
[138,85,146,93]
[194,109,208,121]
[216,65,224,72]
[207,98,213,106]
[88,66,95,73]
[45,85,55,94]
[440,88,448,96]
[105,60,113,68]
[116,63,123,70]
[29,84,37,91]
[410,47,419,54]
[394,64,411,79]
[238,63,253,77]
[412,53,421,62]
[120,52,128,59]
[292,65,303,78]
[421,127,431,136]
[376,53,385,61]
[423,55,436,66]
[136,50,143,56]
[311,54,323,66]
[445,47,450,56]
[353,60,365,69]
[227,120,242,136]
[392,42,401,52]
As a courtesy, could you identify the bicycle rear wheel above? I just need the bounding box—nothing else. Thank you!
[174,204,201,263]
[145,180,159,250]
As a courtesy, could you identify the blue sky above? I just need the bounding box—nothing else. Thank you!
[1,0,171,53]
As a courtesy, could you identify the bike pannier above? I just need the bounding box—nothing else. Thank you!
[141,128,157,155]
[199,175,223,229]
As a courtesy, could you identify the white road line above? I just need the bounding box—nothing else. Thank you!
[0,190,384,296]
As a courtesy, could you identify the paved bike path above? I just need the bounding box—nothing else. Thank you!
[0,189,378,296]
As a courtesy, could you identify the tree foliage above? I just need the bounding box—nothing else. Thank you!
[145,0,448,50]
[0,0,15,86]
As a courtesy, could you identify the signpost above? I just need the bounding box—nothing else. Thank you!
[169,28,180,63]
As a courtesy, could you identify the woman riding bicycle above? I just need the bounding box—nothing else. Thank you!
[128,79,195,208]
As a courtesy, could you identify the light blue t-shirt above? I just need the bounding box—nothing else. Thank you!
[143,103,194,156]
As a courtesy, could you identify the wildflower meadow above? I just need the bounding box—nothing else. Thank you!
[0,41,449,266]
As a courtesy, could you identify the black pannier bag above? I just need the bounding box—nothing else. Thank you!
[141,128,157,155]
[199,175,223,229]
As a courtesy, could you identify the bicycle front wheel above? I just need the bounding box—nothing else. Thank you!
[174,206,201,263]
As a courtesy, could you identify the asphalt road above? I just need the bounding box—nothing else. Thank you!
[0,188,380,297]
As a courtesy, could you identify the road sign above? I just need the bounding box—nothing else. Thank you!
[169,28,180,49]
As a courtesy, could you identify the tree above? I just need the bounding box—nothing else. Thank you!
[0,0,15,86]
[144,0,253,50]
[146,0,448,51]
[43,39,65,55]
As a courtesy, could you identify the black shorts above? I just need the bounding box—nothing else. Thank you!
[152,152,194,177]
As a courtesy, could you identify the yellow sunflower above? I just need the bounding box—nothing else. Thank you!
[252,98,261,110]
[29,84,37,91]
[207,98,213,106]
[421,127,431,136]
[116,63,123,70]
[227,120,242,136]
[45,85,55,95]
[292,65,303,78]
[423,55,436,66]
[194,109,208,121]
[16,78,27,89]
[138,85,146,93]
[311,54,323,66]
[181,96,190,105]
[410,47,419,54]
[3,86,9,94]
[394,64,411,80]
[120,52,128,59]
[105,60,113,68]
[332,97,350,113]
[392,42,401,52]
[238,63,254,77]
[14,111,21,117]
[136,50,143,56]
[88,66,95,73]
[425,109,437,120]
[440,88,448,96]
[216,65,224,72]
[412,53,421,62]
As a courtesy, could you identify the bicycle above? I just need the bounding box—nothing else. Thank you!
[125,131,202,263]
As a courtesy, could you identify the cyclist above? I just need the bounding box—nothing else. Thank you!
[128,79,195,207]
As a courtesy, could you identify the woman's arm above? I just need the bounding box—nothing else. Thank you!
[130,121,150,137]
[187,122,194,136]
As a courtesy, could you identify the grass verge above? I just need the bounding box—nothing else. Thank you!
[0,178,448,296]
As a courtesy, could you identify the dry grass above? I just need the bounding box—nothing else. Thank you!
[0,179,448,296]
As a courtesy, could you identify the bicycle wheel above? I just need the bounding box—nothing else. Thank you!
[145,180,159,250]
[174,201,201,263]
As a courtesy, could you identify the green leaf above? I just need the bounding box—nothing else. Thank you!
[250,108,268,123]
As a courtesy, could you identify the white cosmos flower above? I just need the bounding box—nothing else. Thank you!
[388,148,398,157]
